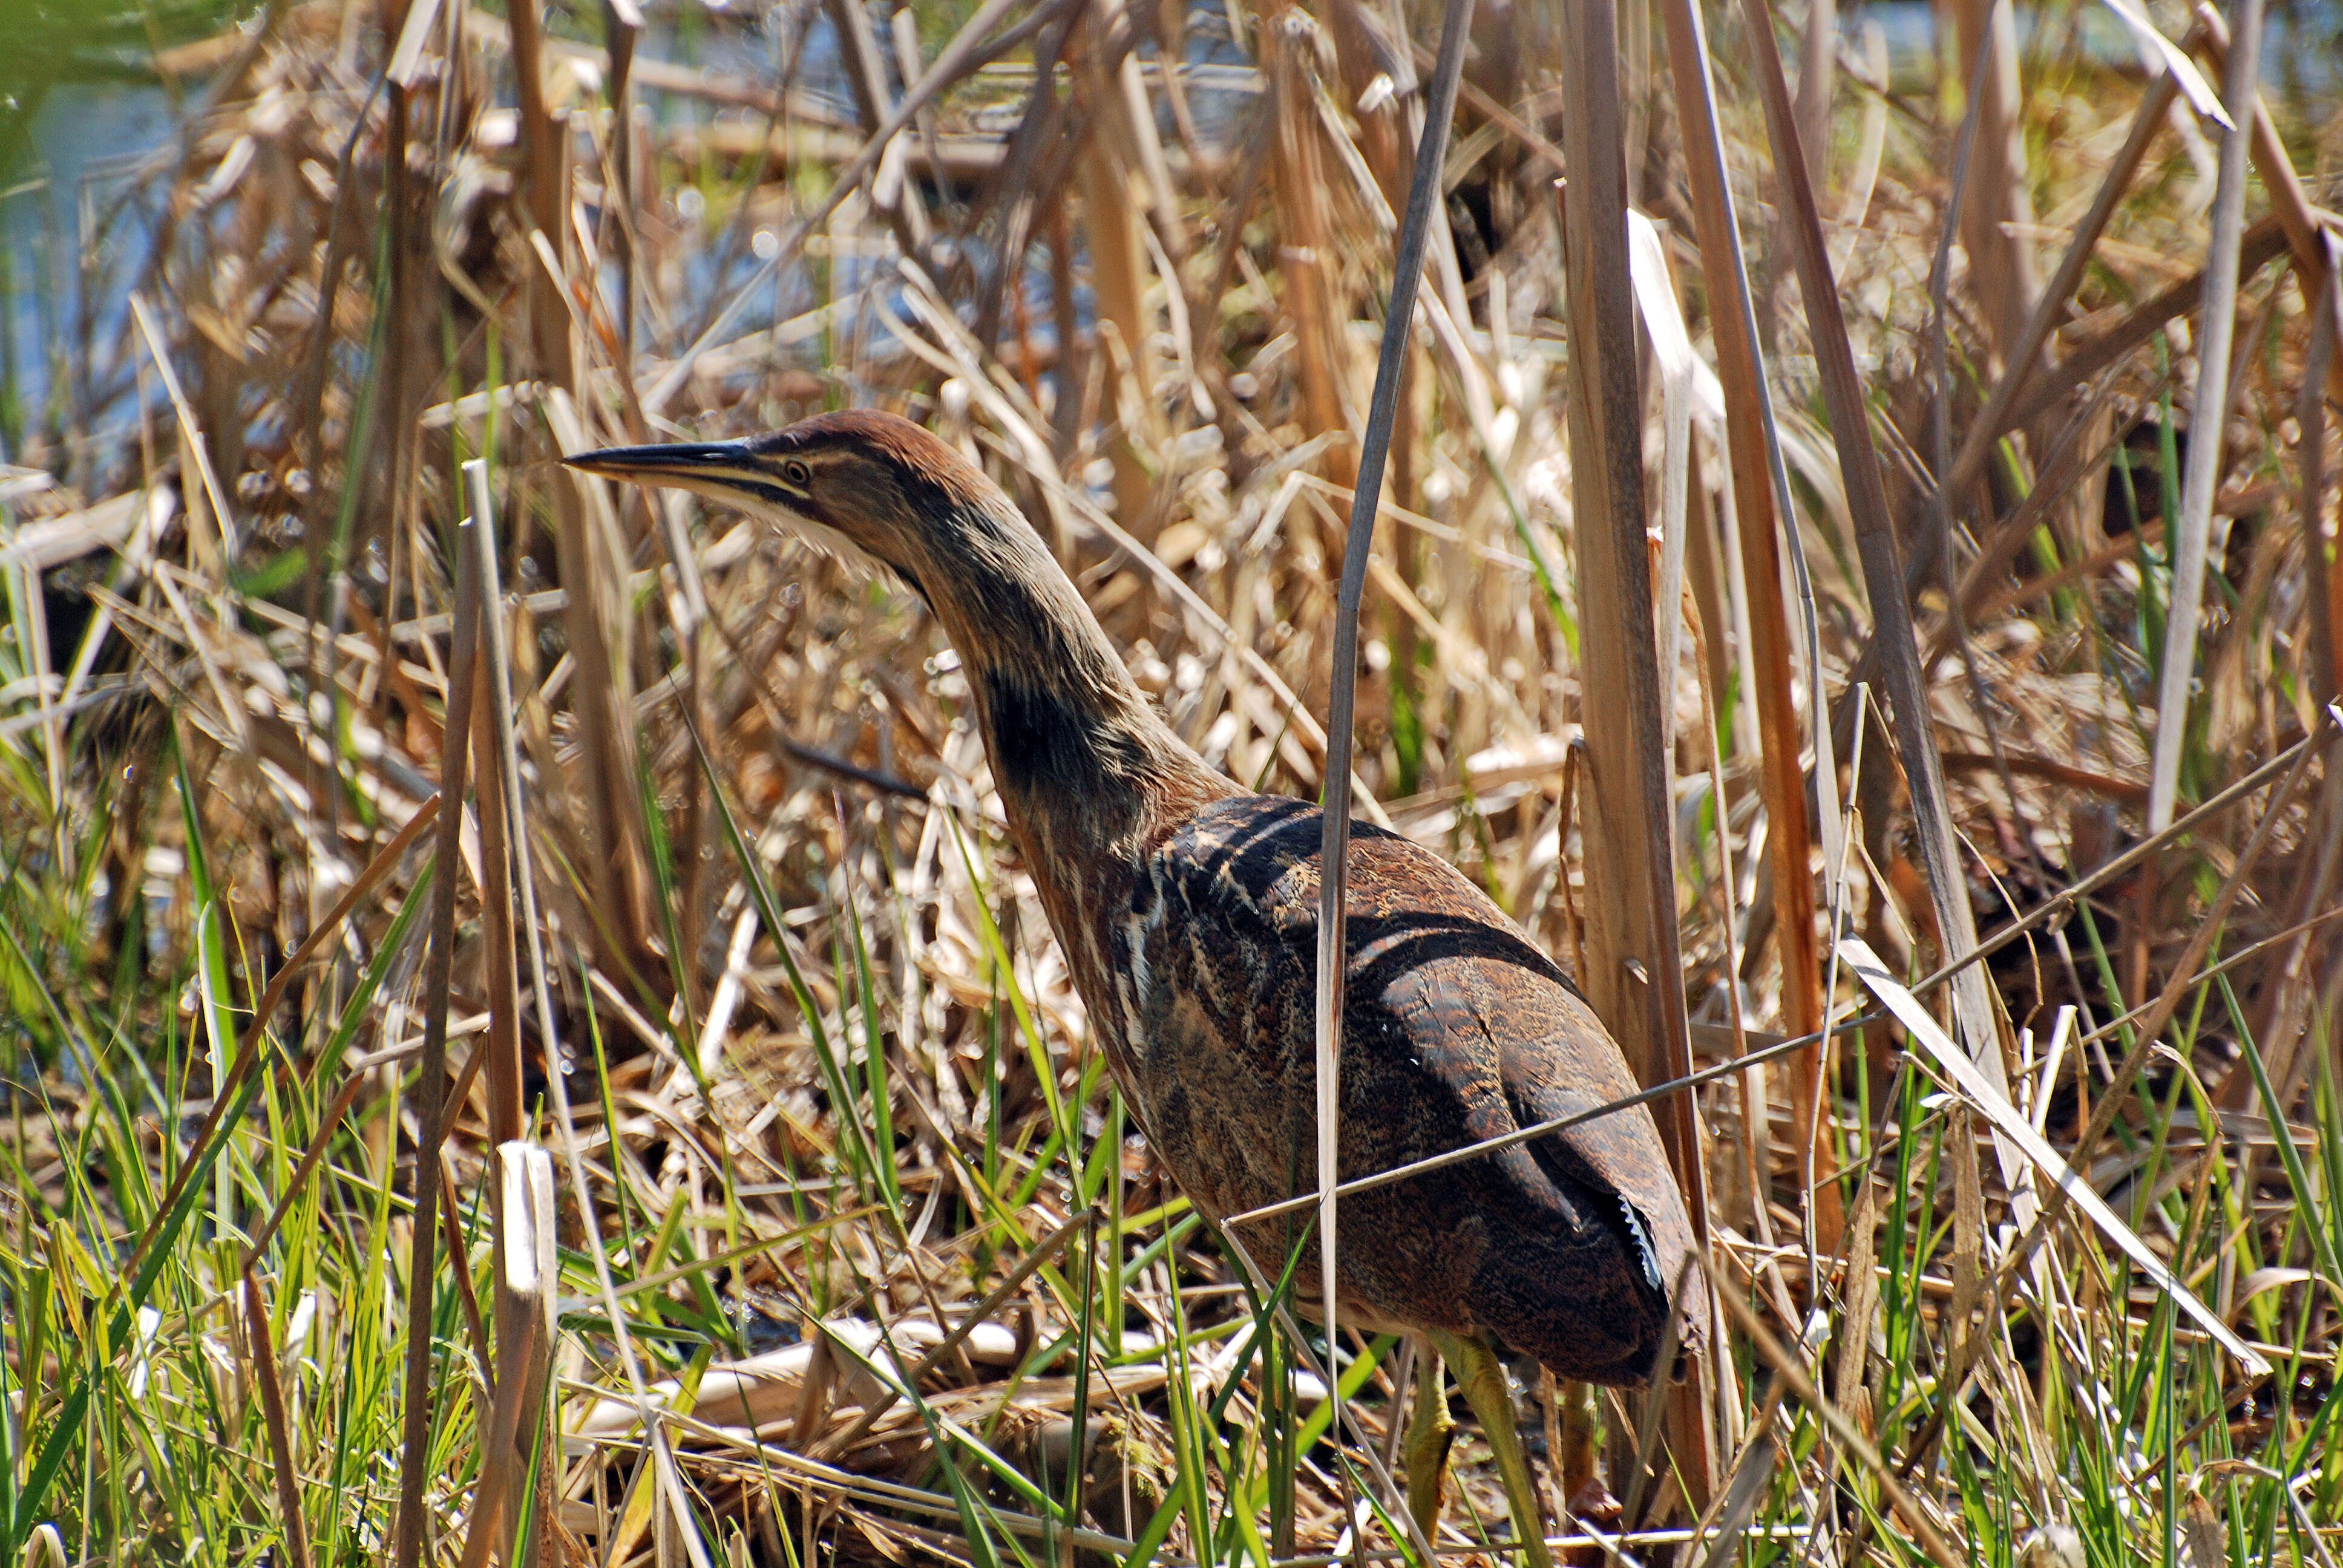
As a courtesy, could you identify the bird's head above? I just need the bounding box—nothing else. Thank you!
[563,408,1020,605]
[565,408,1162,766]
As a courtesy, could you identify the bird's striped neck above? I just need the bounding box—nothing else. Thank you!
[908,491,1233,1002]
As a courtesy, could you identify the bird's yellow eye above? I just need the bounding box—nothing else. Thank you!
[782,459,812,487]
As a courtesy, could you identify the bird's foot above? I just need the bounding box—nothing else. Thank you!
[1431,1330,1555,1568]
[1403,1338,1458,1546]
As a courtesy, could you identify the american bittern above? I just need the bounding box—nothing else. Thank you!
[568,410,1700,1563]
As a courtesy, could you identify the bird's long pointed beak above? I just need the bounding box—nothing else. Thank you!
[562,440,753,484]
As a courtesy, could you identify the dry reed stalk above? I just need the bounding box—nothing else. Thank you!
[1947,0,2040,368]
[2146,0,2265,835]
[505,0,567,379]
[1308,0,1470,1551]
[1922,27,2049,966]
[509,16,651,975]
[483,458,700,1567]
[464,1143,559,1568]
[395,520,482,1568]
[1553,0,1714,1514]
[1793,0,1832,194]
[439,1161,496,1401]
[1682,457,1737,750]
[2303,252,2342,712]
[1070,4,1164,538]
[473,622,525,1149]
[551,426,656,987]
[1265,6,1357,501]
[1326,0,1404,208]
[378,0,419,735]
[243,1270,315,1568]
[601,0,643,374]
[1656,0,1835,1247]
[1736,0,2013,1144]
[1835,19,1888,239]
[959,4,1082,394]
[1372,39,1473,343]
[1324,0,1419,573]
[1686,585,1774,1264]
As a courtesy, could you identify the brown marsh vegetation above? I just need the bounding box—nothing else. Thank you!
[1,0,2341,1562]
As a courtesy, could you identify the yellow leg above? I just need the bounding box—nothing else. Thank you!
[1403,1338,1456,1545]
[1431,1331,1554,1568]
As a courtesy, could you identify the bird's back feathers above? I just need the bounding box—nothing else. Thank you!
[1106,793,1697,1386]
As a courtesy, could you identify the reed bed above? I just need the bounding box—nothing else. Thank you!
[1,0,2340,1562]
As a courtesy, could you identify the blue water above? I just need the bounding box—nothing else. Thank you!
[2,82,178,463]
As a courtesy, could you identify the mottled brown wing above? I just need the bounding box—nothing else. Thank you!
[1111,793,1696,1385]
